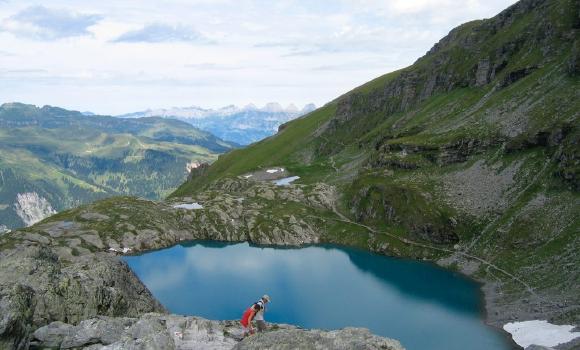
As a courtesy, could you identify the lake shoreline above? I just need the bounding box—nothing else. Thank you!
[1,191,573,349]
[125,238,522,349]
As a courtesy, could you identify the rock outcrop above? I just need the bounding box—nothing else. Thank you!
[235,327,403,350]
[30,314,404,350]
[0,243,164,349]
[14,192,57,227]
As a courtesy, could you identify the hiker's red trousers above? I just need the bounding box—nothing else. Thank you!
[241,307,252,327]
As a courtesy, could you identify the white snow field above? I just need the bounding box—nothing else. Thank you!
[503,320,580,348]
[173,203,204,210]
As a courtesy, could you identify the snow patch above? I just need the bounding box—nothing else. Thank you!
[262,102,284,113]
[109,247,132,254]
[186,161,201,173]
[503,320,580,348]
[173,203,204,210]
[14,192,57,227]
[266,168,284,174]
[274,176,300,186]
[243,174,253,179]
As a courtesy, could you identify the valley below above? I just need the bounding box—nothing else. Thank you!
[0,103,235,231]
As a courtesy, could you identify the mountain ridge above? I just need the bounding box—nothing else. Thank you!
[120,102,316,119]
[0,102,235,229]
[119,103,317,145]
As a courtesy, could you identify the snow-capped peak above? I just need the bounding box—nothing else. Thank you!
[301,103,317,114]
[118,102,316,120]
[213,105,240,117]
[117,102,318,145]
[261,102,284,113]
[285,103,299,113]
[243,103,258,111]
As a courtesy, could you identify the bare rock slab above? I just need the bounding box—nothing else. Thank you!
[235,327,404,350]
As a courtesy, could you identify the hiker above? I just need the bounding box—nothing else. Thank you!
[241,294,271,337]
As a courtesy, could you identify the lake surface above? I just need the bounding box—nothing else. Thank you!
[124,241,513,350]
[273,176,300,186]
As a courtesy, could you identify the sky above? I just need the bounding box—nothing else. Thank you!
[0,0,518,115]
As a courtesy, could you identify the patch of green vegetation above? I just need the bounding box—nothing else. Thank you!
[172,104,337,195]
[0,103,235,229]
[343,175,462,243]
[71,247,80,256]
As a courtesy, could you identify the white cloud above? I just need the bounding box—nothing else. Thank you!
[0,0,519,114]
[112,23,211,43]
[0,5,102,40]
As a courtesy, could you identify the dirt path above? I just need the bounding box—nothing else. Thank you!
[309,210,544,301]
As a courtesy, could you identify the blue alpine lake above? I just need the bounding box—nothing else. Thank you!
[124,241,514,350]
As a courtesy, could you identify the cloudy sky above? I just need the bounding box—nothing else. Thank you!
[0,0,518,115]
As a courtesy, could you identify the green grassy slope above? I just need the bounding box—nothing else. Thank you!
[172,103,338,194]
[176,0,578,191]
[172,0,580,324]
[0,103,235,229]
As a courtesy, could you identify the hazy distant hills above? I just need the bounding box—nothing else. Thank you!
[0,102,235,229]
[120,102,316,145]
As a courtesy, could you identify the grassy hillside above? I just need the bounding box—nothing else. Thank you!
[0,103,235,229]
[172,0,579,326]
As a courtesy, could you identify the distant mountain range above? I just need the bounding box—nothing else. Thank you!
[0,102,235,229]
[120,103,316,145]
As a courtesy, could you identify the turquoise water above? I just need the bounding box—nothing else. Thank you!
[124,241,514,350]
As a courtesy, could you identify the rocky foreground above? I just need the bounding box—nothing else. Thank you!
[31,313,403,350]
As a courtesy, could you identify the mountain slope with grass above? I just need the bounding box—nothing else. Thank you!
[173,0,579,331]
[0,103,235,229]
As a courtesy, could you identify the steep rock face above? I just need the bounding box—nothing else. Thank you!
[0,243,164,349]
[318,0,577,157]
[475,58,492,86]
[14,192,57,227]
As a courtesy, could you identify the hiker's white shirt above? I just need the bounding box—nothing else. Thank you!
[254,300,265,321]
